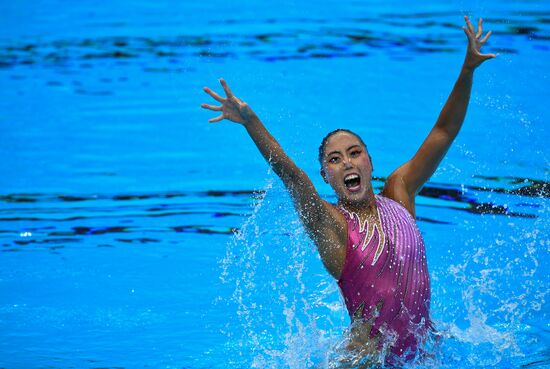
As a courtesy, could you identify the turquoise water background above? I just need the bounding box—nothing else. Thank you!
[1,0,549,368]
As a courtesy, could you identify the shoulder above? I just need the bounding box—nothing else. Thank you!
[316,200,347,229]
[380,169,416,217]
[308,201,348,280]
[302,199,347,247]
[320,201,348,242]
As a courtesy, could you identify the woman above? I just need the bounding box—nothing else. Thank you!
[201,16,495,366]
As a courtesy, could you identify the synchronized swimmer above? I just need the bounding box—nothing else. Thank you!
[201,16,495,367]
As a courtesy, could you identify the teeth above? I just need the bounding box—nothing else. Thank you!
[345,174,359,181]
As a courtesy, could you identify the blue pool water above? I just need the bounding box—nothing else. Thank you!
[1,0,549,368]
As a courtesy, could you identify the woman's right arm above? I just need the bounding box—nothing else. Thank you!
[201,79,347,278]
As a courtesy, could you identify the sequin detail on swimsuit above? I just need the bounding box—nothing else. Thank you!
[338,195,431,362]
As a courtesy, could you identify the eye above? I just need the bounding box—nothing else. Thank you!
[329,156,340,164]
[350,150,361,157]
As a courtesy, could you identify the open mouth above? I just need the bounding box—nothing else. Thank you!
[344,173,361,192]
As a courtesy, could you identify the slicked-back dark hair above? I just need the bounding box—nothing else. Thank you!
[318,128,369,168]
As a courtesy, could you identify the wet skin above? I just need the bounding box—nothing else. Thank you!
[321,132,377,216]
[201,16,496,365]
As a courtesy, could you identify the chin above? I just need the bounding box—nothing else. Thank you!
[339,190,364,204]
[339,185,373,204]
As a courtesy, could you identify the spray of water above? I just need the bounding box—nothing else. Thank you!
[219,178,351,368]
[219,150,548,368]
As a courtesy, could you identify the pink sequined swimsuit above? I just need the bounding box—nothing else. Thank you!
[338,195,431,361]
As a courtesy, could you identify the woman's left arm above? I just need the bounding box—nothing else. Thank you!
[383,16,495,214]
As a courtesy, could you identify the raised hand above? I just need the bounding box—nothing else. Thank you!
[201,78,256,125]
[463,16,496,70]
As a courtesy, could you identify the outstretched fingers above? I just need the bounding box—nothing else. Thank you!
[203,86,224,103]
[464,15,475,35]
[462,26,473,42]
[202,78,247,124]
[208,114,225,123]
[476,17,483,38]
[201,89,225,122]
[219,78,234,99]
[461,16,496,69]
[201,103,222,112]
[463,16,494,52]
[480,30,492,45]
[464,16,492,42]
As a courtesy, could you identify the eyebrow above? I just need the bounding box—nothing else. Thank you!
[326,150,341,157]
[326,145,362,157]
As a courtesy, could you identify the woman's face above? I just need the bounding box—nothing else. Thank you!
[321,132,373,204]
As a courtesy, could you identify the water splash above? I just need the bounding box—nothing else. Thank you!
[219,178,348,368]
[218,169,548,368]
[438,194,549,368]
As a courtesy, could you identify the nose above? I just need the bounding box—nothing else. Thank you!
[343,157,353,169]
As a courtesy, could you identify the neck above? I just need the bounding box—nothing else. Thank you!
[339,190,377,218]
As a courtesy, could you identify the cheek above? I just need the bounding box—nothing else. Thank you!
[326,167,339,183]
[325,167,338,184]
[362,156,372,170]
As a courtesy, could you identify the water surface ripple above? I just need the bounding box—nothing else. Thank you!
[2,177,546,253]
